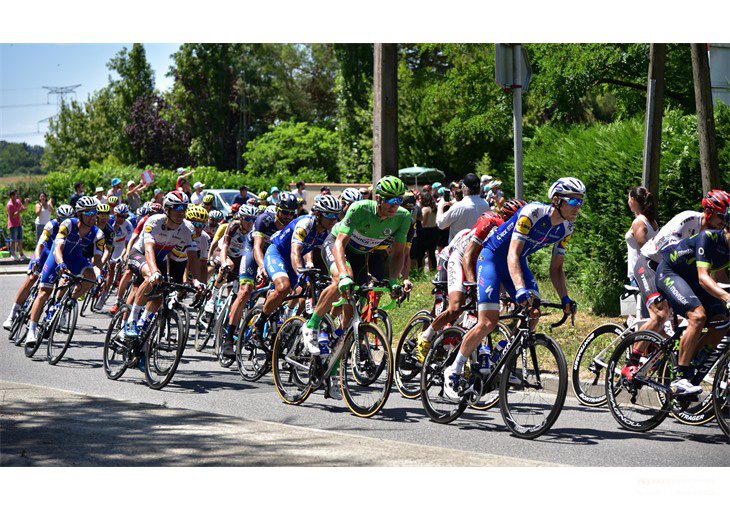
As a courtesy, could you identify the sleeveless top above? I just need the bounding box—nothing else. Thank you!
[36,203,52,225]
[625,215,657,279]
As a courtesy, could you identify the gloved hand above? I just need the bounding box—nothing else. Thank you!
[150,271,162,284]
[515,288,532,304]
[338,276,354,294]
[55,262,68,275]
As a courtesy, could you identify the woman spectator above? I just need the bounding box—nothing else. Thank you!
[625,186,658,287]
[34,191,54,242]
[417,190,440,271]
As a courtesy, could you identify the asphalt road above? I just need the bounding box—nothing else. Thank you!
[1,273,727,467]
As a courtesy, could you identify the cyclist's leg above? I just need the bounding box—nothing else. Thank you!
[311,235,347,327]
[255,245,294,332]
[634,255,670,335]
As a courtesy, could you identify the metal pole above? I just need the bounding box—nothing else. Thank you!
[513,45,523,200]
[642,79,656,189]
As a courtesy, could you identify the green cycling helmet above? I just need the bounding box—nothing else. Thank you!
[375,176,406,198]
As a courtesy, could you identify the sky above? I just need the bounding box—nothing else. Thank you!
[0,43,180,147]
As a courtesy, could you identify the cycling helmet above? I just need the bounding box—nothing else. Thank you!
[202,194,214,204]
[163,190,189,208]
[114,204,129,215]
[341,187,363,204]
[375,176,406,198]
[230,203,241,214]
[265,205,277,215]
[136,206,148,217]
[402,191,417,209]
[75,196,100,212]
[209,210,224,223]
[548,177,586,199]
[186,205,209,223]
[107,195,119,206]
[482,210,505,227]
[57,204,75,220]
[143,201,153,209]
[239,204,259,218]
[312,194,342,214]
[278,191,298,211]
[96,203,111,214]
[258,191,268,201]
[702,189,730,216]
[502,199,527,220]
[149,203,163,215]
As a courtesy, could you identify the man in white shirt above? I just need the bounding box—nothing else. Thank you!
[293,180,307,207]
[191,182,206,205]
[436,173,489,242]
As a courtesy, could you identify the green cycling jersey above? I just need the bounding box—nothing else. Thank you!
[332,200,411,254]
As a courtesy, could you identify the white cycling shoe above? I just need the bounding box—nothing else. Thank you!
[325,377,343,400]
[442,364,462,401]
[3,315,15,331]
[670,378,702,396]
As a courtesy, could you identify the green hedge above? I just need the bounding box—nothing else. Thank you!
[520,105,730,315]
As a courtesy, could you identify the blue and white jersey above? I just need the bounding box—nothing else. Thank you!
[270,214,329,257]
[245,211,283,249]
[54,218,105,259]
[37,219,61,252]
[483,202,573,258]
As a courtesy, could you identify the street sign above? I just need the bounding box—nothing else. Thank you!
[495,44,532,92]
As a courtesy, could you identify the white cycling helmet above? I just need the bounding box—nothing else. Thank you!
[341,187,363,204]
[548,177,586,199]
[265,205,277,215]
[312,194,342,214]
[239,204,259,218]
[114,204,129,215]
[57,204,75,219]
[163,190,189,208]
[75,196,100,212]
[209,210,224,222]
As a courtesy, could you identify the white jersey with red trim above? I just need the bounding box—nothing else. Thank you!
[132,214,196,261]
[639,210,702,262]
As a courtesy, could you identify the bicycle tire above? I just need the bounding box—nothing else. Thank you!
[215,306,235,368]
[25,300,53,358]
[340,322,393,417]
[173,302,190,345]
[372,308,392,345]
[499,333,568,439]
[272,316,313,405]
[236,306,271,381]
[103,305,132,380]
[470,321,513,411]
[193,309,215,352]
[144,310,185,390]
[394,312,433,399]
[659,354,717,426]
[79,289,92,317]
[605,330,672,432]
[420,327,467,424]
[712,349,730,440]
[571,323,625,407]
[47,297,78,365]
[10,309,28,346]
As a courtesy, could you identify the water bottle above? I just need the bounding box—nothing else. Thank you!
[318,331,330,357]
[478,345,492,375]
[330,328,344,348]
[491,339,508,363]
[434,292,444,315]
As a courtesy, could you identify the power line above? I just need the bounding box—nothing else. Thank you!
[0,102,55,109]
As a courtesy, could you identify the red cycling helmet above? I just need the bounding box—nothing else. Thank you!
[502,199,527,220]
[149,203,163,214]
[230,203,241,213]
[702,190,730,219]
[481,210,505,227]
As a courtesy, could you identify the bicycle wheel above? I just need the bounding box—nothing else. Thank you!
[175,302,190,342]
[215,307,235,368]
[10,308,29,346]
[571,323,625,407]
[272,316,313,404]
[144,310,185,390]
[712,349,730,440]
[341,323,393,417]
[420,327,467,424]
[605,330,672,432]
[236,306,271,381]
[103,305,132,380]
[79,289,92,317]
[193,308,215,352]
[660,354,717,426]
[47,297,78,365]
[372,309,392,344]
[470,321,513,411]
[394,312,433,399]
[25,301,53,358]
[499,333,568,439]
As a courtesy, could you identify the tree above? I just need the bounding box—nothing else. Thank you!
[0,141,44,176]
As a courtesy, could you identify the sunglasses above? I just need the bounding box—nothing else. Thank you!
[192,221,206,229]
[383,197,403,205]
[561,197,583,207]
[81,211,97,217]
[170,204,188,212]
[321,212,339,220]
[242,216,257,223]
[278,209,296,216]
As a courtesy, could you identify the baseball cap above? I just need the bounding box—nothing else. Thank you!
[177,167,185,175]
[193,181,205,189]
[481,174,492,182]
[111,178,121,186]
[270,186,280,194]
[462,173,481,191]
[95,186,104,193]
[127,180,135,187]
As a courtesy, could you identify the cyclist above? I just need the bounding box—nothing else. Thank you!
[499,199,527,222]
[303,176,413,356]
[187,205,211,282]
[3,204,75,330]
[220,193,298,358]
[414,210,505,362]
[99,204,134,298]
[25,196,106,348]
[368,190,417,285]
[251,195,342,366]
[202,193,215,213]
[440,177,585,400]
[123,191,204,341]
[82,203,114,299]
[654,212,730,394]
[205,209,224,239]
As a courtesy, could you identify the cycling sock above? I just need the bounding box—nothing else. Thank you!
[142,309,154,321]
[306,312,323,330]
[676,365,693,380]
[453,352,469,374]
[226,323,235,342]
[130,304,142,324]
[422,326,435,341]
[211,286,220,301]
[29,321,37,334]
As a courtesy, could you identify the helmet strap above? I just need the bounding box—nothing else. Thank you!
[555,198,568,221]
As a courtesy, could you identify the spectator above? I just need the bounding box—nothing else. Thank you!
[95,186,107,204]
[417,190,439,271]
[107,178,123,203]
[450,181,464,202]
[480,174,492,198]
[126,179,147,211]
[320,186,331,196]
[69,182,84,208]
[6,189,30,260]
[293,180,307,206]
[359,187,372,200]
[34,191,54,242]
[436,172,488,242]
[191,182,206,205]
[177,178,193,197]
[233,184,256,205]
[176,167,194,189]
[268,187,280,205]
[486,180,504,211]
[152,188,164,204]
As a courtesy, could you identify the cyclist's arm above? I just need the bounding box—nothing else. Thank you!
[100,244,112,266]
[507,238,527,290]
[462,239,481,282]
[389,241,408,285]
[333,232,353,279]
[290,243,305,273]
[186,248,203,286]
[698,265,730,303]
[253,235,266,268]
[549,253,569,300]
[220,234,231,266]
[124,231,140,258]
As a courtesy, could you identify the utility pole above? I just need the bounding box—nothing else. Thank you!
[373,44,398,185]
[512,44,524,200]
[38,84,81,132]
[642,44,666,200]
[690,43,721,192]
